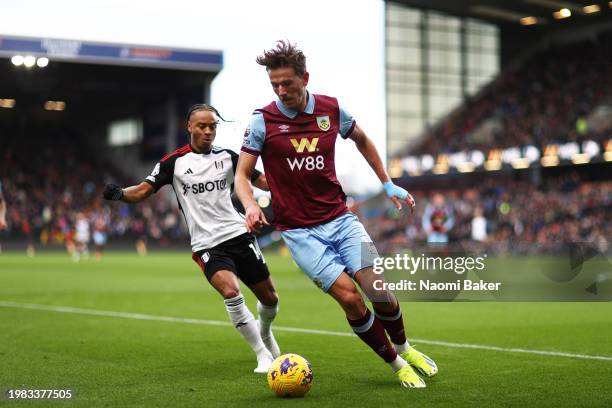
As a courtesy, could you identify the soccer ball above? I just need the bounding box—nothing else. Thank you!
[267,353,313,397]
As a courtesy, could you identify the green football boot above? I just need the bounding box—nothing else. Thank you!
[400,346,438,378]
[396,365,426,388]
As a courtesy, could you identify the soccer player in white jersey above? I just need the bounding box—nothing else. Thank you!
[73,212,91,262]
[103,104,280,373]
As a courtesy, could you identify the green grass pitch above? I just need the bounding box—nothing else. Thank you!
[0,252,611,407]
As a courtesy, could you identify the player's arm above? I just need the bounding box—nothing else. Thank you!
[104,159,171,204]
[348,124,415,212]
[252,174,269,191]
[229,149,269,192]
[235,152,269,233]
[103,182,154,203]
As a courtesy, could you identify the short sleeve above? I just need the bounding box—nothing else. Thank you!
[228,149,262,183]
[338,102,356,139]
[144,159,173,192]
[241,112,266,156]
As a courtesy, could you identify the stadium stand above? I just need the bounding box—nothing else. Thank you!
[358,174,611,255]
[412,34,612,156]
[0,132,186,249]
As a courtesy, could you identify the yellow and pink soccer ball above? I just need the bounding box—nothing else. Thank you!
[267,353,313,398]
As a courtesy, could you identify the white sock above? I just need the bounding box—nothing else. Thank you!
[224,295,269,358]
[389,355,408,372]
[257,301,278,335]
[394,341,411,354]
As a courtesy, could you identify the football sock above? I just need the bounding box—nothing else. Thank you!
[347,308,398,363]
[224,295,270,358]
[373,305,410,353]
[389,355,409,372]
[256,301,278,335]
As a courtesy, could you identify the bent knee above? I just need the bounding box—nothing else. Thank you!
[221,288,241,299]
[339,289,366,315]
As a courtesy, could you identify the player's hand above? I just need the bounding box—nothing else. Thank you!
[383,181,415,213]
[103,184,124,201]
[0,218,7,231]
[245,204,269,233]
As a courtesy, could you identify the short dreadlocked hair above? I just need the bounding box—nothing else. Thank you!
[256,40,306,77]
[186,104,227,123]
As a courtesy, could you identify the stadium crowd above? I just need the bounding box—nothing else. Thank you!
[3,132,609,257]
[0,135,185,252]
[414,36,612,155]
[358,175,611,256]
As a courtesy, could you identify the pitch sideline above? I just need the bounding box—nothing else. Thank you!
[1,300,611,362]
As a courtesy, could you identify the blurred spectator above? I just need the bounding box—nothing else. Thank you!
[471,206,487,242]
[422,193,455,244]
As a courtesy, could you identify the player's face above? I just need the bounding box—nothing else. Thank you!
[268,66,309,112]
[188,110,218,153]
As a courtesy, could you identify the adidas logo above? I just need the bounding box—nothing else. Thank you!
[185,168,194,174]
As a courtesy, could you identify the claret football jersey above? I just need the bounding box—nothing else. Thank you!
[241,93,356,230]
[145,144,261,251]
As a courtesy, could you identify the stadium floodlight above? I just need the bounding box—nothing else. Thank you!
[44,101,65,111]
[457,162,476,173]
[484,160,502,171]
[388,159,403,178]
[520,16,538,25]
[511,158,530,169]
[571,153,590,165]
[36,57,49,68]
[23,55,36,68]
[553,8,572,19]
[582,4,600,13]
[432,155,449,175]
[604,140,612,161]
[0,99,16,109]
[541,156,560,166]
[11,55,24,66]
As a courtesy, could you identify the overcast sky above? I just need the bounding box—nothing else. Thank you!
[0,0,386,194]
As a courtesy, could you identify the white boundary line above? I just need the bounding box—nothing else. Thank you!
[1,300,611,362]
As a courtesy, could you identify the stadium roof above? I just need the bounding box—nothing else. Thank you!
[388,0,612,27]
[0,34,223,72]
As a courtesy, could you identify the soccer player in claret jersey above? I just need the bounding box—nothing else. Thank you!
[235,41,437,388]
[103,104,281,373]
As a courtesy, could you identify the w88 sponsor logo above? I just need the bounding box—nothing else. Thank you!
[286,155,325,171]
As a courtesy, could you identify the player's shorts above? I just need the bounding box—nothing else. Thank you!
[191,233,270,286]
[75,233,90,244]
[93,231,107,246]
[281,212,379,292]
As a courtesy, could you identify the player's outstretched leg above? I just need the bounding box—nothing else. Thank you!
[329,273,426,388]
[224,295,274,373]
[257,301,280,358]
[249,278,281,358]
[209,270,273,373]
[358,268,438,379]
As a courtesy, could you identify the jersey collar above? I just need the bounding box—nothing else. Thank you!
[275,91,315,119]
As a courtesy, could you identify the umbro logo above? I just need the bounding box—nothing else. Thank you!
[279,124,290,132]
[185,168,194,174]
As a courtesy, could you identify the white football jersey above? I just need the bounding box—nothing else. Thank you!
[145,144,261,252]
